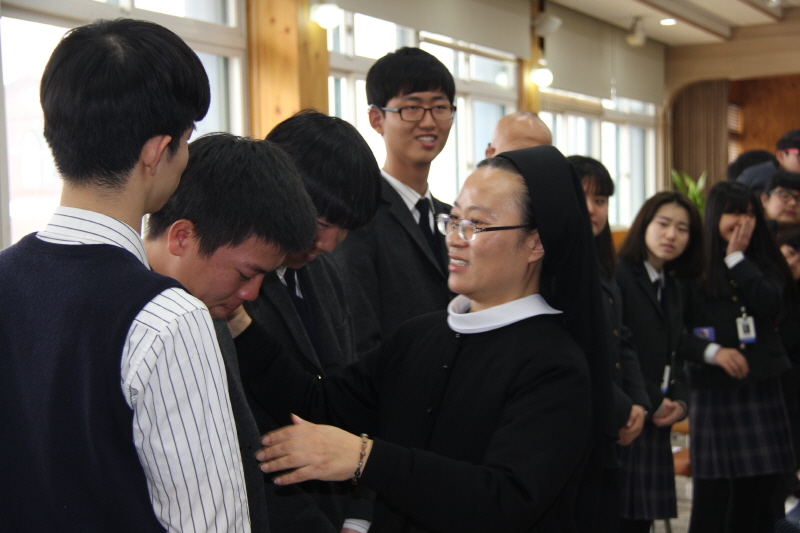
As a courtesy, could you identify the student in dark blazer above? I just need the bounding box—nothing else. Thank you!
[569,156,650,532]
[228,111,382,532]
[332,47,456,357]
[143,133,321,531]
[682,181,795,533]
[615,192,704,533]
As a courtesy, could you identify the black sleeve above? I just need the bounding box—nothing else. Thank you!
[729,256,784,320]
[234,320,381,434]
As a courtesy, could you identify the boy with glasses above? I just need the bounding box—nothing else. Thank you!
[332,47,456,357]
[738,128,800,194]
[762,169,800,231]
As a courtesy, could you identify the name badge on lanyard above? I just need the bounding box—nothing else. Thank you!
[661,365,671,393]
[736,306,757,344]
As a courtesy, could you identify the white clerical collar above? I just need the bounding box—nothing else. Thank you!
[447,293,562,334]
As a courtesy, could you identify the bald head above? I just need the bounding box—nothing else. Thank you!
[486,111,552,158]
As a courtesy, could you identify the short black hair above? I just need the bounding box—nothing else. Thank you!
[146,133,317,256]
[764,169,800,194]
[568,155,616,278]
[366,47,456,108]
[266,110,381,230]
[777,129,800,151]
[703,181,793,298]
[618,191,704,279]
[41,18,210,189]
[727,150,778,181]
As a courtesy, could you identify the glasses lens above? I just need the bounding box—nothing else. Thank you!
[400,107,424,121]
[431,106,454,120]
[459,220,475,241]
[436,215,451,235]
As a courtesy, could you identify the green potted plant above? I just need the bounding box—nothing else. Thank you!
[671,169,707,217]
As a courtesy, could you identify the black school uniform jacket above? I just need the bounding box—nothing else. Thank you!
[681,255,790,389]
[244,254,356,377]
[600,275,651,428]
[331,178,451,358]
[615,258,689,408]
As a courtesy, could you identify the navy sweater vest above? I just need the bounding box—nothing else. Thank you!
[0,234,182,532]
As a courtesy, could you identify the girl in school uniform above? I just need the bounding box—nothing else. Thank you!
[615,191,704,533]
[683,181,795,533]
[568,155,651,532]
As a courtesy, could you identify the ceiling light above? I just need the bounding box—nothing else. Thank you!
[626,17,646,47]
[530,59,553,87]
[310,2,343,30]
[660,18,677,26]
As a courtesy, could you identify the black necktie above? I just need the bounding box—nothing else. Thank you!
[416,198,440,261]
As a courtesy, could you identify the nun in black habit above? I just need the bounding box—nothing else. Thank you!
[243,145,616,532]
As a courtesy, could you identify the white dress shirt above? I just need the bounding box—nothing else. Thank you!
[37,207,251,532]
[382,170,435,231]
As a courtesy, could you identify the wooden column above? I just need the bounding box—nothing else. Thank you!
[247,0,329,138]
[518,0,541,113]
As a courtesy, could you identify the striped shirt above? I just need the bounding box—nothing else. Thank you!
[37,207,251,532]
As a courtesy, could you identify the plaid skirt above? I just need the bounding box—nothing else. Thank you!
[619,423,677,520]
[690,379,795,479]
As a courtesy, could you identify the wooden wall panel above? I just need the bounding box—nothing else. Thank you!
[297,0,330,114]
[247,0,329,138]
[730,74,800,153]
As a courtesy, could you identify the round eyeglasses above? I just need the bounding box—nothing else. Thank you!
[771,188,800,204]
[373,104,456,122]
[436,214,524,241]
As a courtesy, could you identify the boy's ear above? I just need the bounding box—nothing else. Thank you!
[166,219,198,257]
[141,134,173,176]
[368,106,385,135]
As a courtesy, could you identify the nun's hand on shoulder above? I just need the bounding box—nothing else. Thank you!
[256,414,373,485]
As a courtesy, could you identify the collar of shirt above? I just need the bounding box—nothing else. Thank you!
[275,264,304,298]
[36,206,149,267]
[382,170,434,224]
[447,293,562,334]
[643,260,664,288]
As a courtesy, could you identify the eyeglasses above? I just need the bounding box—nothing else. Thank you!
[373,104,456,122]
[436,214,524,241]
[770,188,800,204]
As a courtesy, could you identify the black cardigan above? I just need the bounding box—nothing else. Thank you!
[236,311,592,533]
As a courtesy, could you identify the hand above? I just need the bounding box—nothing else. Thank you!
[714,347,750,379]
[256,414,373,485]
[617,404,646,446]
[726,214,755,255]
[225,305,252,338]
[651,398,686,427]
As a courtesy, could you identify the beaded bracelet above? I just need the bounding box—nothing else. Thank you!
[352,433,369,485]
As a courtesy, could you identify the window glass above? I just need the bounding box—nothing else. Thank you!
[1,17,66,243]
[419,42,458,78]
[473,100,506,165]
[195,52,230,136]
[2,16,235,243]
[134,0,230,26]
[471,56,513,87]
[354,14,407,59]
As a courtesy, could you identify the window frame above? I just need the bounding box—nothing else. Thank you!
[0,0,248,249]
